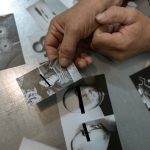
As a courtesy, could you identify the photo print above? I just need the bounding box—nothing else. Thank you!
[28,31,48,65]
[72,115,121,150]
[57,75,122,150]
[130,66,150,110]
[0,14,25,71]
[17,59,82,105]
[27,0,66,30]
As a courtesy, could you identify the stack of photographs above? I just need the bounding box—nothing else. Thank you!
[17,62,123,149]
[16,59,82,105]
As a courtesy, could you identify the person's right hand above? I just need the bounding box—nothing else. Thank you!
[44,0,122,67]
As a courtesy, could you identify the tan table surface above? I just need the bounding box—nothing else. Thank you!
[0,0,150,150]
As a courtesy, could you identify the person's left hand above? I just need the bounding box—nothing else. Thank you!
[90,6,150,61]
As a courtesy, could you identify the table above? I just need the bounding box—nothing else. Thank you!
[0,0,150,150]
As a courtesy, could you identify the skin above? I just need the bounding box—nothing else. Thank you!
[44,0,122,68]
[91,6,150,62]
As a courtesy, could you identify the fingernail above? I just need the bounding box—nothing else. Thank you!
[96,13,106,21]
[59,57,70,67]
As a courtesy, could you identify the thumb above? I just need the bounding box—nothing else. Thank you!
[96,6,137,25]
[59,30,79,67]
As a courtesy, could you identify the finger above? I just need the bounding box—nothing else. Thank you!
[44,27,63,60]
[75,58,88,68]
[98,48,142,61]
[75,53,93,68]
[80,53,93,65]
[91,27,123,50]
[59,30,79,67]
[97,48,125,61]
[44,34,58,57]
[46,47,58,60]
[96,6,138,25]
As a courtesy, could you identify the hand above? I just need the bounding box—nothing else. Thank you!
[91,6,150,61]
[44,0,122,67]
[74,39,94,68]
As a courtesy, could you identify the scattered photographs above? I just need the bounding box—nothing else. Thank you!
[57,75,122,150]
[130,66,150,110]
[17,59,82,105]
[27,0,67,30]
[0,14,25,71]
[28,31,48,65]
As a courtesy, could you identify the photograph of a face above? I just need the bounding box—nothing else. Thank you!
[0,14,25,71]
[57,75,122,150]
[27,0,67,30]
[130,66,150,110]
[71,115,121,150]
[17,59,81,105]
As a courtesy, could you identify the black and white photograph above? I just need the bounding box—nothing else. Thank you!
[71,115,121,150]
[27,0,67,30]
[57,75,122,150]
[0,14,25,71]
[16,59,82,105]
[130,66,150,110]
[28,31,48,65]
